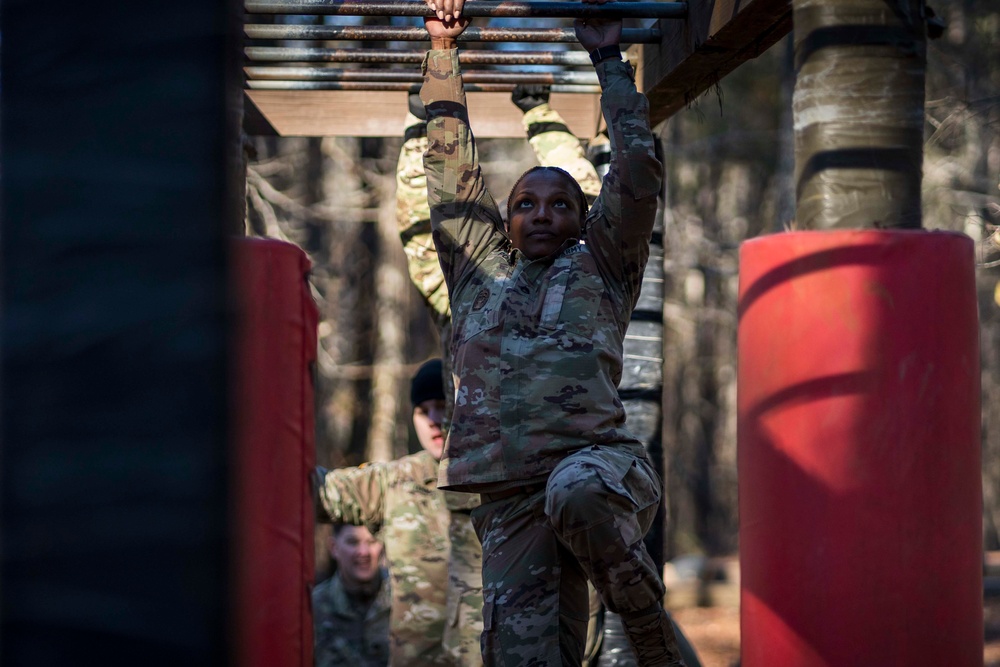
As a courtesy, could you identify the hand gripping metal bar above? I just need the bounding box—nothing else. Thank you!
[245,46,594,67]
[245,66,600,85]
[245,0,686,19]
[244,24,662,42]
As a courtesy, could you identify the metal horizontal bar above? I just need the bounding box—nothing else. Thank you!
[245,23,661,42]
[246,80,601,93]
[245,0,686,19]
[245,46,592,66]
[246,65,600,85]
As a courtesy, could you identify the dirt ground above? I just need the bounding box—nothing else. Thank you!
[674,606,741,667]
[672,597,1000,667]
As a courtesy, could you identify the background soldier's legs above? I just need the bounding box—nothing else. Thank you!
[445,509,485,666]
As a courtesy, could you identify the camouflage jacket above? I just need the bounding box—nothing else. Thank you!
[313,569,392,667]
[395,101,601,333]
[318,451,451,666]
[420,49,662,491]
[396,96,600,508]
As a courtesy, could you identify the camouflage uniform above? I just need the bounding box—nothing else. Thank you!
[398,126,485,667]
[396,97,606,667]
[318,451,452,666]
[313,568,392,667]
[420,48,667,665]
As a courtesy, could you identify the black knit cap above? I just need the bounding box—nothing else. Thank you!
[410,358,445,406]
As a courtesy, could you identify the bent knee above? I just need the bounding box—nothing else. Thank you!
[545,465,608,535]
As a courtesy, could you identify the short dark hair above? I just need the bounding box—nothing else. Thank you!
[331,523,354,538]
[505,166,589,228]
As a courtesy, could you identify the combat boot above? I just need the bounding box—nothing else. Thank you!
[620,606,686,667]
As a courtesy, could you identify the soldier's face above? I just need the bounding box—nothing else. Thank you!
[508,170,583,260]
[329,525,382,587]
[413,398,446,460]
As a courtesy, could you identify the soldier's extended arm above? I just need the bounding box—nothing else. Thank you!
[421,8,505,297]
[580,52,662,309]
[316,463,389,529]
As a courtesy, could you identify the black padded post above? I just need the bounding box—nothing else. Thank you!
[1,1,242,664]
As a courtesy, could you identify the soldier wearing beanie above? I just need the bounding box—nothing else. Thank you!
[316,359,453,667]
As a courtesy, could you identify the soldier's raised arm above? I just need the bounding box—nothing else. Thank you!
[420,1,506,299]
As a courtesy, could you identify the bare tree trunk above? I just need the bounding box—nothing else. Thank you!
[320,136,377,464]
[367,170,411,462]
[921,0,1000,549]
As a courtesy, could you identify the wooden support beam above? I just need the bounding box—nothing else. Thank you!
[637,0,792,127]
[245,89,602,139]
[245,0,794,136]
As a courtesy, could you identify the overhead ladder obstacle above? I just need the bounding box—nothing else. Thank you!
[242,0,686,137]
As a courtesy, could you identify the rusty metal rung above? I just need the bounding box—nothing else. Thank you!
[245,46,593,66]
[246,66,600,85]
[244,23,662,43]
[246,80,602,93]
[245,0,685,19]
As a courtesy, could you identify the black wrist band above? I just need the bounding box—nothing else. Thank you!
[589,44,622,66]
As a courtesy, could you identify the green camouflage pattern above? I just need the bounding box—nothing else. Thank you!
[397,131,485,667]
[318,451,452,666]
[396,134,450,329]
[313,569,393,667]
[471,445,666,665]
[395,107,598,324]
[396,64,635,664]
[420,49,662,492]
[522,103,602,203]
[399,112,490,667]
[442,509,485,665]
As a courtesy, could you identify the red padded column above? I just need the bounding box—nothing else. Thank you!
[232,237,318,667]
[738,230,982,666]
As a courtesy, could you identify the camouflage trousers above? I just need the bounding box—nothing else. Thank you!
[470,445,664,667]
[444,505,485,666]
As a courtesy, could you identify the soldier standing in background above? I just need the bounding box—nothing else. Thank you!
[313,524,392,667]
[316,359,453,666]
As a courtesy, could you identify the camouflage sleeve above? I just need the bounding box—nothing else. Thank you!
[420,48,505,295]
[396,134,451,328]
[522,103,602,203]
[317,462,389,529]
[584,59,662,311]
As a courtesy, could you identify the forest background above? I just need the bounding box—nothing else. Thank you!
[245,0,1000,567]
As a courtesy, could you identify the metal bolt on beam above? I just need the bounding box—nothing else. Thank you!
[245,46,593,66]
[244,23,662,43]
[245,0,686,19]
